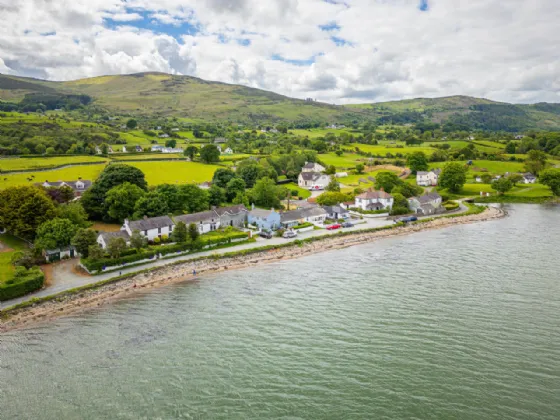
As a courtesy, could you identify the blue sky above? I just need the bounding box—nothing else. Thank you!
[0,0,558,104]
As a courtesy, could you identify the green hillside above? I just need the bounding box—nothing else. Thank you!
[1,73,560,130]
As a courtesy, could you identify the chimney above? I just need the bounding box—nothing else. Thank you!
[144,215,148,220]
[379,187,384,192]
[251,203,255,210]
[368,187,373,192]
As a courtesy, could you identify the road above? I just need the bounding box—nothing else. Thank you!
[0,202,468,309]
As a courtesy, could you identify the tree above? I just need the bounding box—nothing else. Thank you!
[0,186,56,239]
[188,223,200,242]
[105,182,146,222]
[480,173,493,184]
[165,139,177,148]
[212,168,237,188]
[171,221,188,243]
[107,237,127,259]
[407,151,429,174]
[200,144,221,163]
[335,150,343,157]
[36,218,79,250]
[539,168,560,196]
[439,162,468,193]
[237,163,261,188]
[126,119,137,129]
[154,184,181,212]
[44,185,75,204]
[316,191,351,206]
[491,177,513,195]
[325,178,341,192]
[355,164,365,174]
[130,229,147,250]
[505,141,517,154]
[57,202,90,227]
[46,147,56,155]
[71,228,98,258]
[390,192,410,216]
[177,184,209,213]
[250,177,281,208]
[208,185,226,207]
[81,164,147,220]
[325,165,337,175]
[184,145,198,160]
[88,244,105,260]
[375,172,402,193]
[232,192,250,207]
[226,177,246,201]
[133,192,169,219]
[507,173,524,186]
[524,150,548,175]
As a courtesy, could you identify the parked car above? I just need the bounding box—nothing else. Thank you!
[395,216,418,223]
[283,230,298,238]
[326,223,342,230]
[259,230,273,239]
[341,221,354,228]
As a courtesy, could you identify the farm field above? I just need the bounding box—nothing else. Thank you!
[0,164,107,189]
[290,128,355,138]
[440,182,552,199]
[0,156,108,171]
[339,168,400,187]
[127,161,220,185]
[318,153,363,168]
[429,160,525,175]
[348,143,435,156]
[118,132,155,145]
[112,153,184,160]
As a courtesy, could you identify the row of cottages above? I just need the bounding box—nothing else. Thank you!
[280,207,329,229]
[352,189,394,211]
[97,205,249,249]
[298,162,331,190]
[151,145,184,153]
[416,169,441,187]
[36,180,92,197]
[408,193,443,215]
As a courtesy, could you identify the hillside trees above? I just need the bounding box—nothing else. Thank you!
[200,144,221,163]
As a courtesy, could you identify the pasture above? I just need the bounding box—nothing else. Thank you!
[348,143,435,156]
[127,161,220,184]
[0,156,108,171]
[0,164,107,189]
[112,153,184,161]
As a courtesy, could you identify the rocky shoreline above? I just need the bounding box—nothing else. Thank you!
[0,206,505,332]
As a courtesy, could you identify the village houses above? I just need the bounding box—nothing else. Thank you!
[353,189,394,211]
[123,215,175,242]
[416,169,441,187]
[174,211,220,234]
[408,193,443,216]
[248,207,282,231]
[36,180,92,197]
[280,207,328,228]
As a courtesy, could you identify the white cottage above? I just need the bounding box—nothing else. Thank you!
[174,211,220,234]
[122,215,175,241]
[302,162,326,173]
[416,169,441,187]
[354,189,394,211]
[298,172,331,190]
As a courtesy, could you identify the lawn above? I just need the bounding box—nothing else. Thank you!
[284,183,312,199]
[0,156,108,171]
[0,234,28,284]
[318,153,363,168]
[340,168,400,187]
[0,164,107,189]
[113,153,185,160]
[348,143,435,157]
[429,160,525,175]
[127,161,221,184]
[439,182,552,200]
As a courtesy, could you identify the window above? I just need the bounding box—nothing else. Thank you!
[143,230,147,236]
[158,227,161,234]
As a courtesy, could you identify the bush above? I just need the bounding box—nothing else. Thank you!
[349,207,388,215]
[293,222,313,230]
[443,201,460,211]
[389,206,410,216]
[0,266,45,301]
[161,234,169,243]
[153,237,161,244]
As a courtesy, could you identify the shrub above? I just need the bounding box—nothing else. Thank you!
[161,234,169,243]
[153,237,161,244]
[0,266,45,301]
[389,206,410,216]
[293,222,313,230]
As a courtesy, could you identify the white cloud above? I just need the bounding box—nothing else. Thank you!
[0,0,558,104]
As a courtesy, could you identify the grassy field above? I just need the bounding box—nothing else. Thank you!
[290,128,355,138]
[339,168,400,187]
[349,143,435,156]
[429,160,525,176]
[0,164,107,189]
[112,153,185,160]
[284,183,312,199]
[0,234,28,284]
[318,153,363,168]
[127,161,221,184]
[0,156,108,171]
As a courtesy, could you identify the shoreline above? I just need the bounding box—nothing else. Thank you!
[0,206,505,333]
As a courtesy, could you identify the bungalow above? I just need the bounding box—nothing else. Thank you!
[408,193,443,215]
[523,173,537,184]
[335,172,348,178]
[122,215,174,241]
[97,230,131,250]
[174,211,220,234]
[416,169,441,187]
[158,133,170,138]
[162,147,184,154]
[151,145,164,152]
[198,181,212,190]
[214,204,249,228]
[280,207,328,228]
[224,147,234,154]
[44,246,77,262]
[248,207,282,231]
[354,189,394,211]
[322,205,350,220]
[302,162,326,173]
[298,172,331,190]
[36,180,92,197]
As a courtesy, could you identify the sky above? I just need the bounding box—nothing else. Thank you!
[0,0,559,104]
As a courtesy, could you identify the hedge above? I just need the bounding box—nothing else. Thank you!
[0,266,45,301]
[292,222,314,229]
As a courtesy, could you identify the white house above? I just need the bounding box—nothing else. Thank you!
[408,193,443,215]
[122,146,127,153]
[151,145,164,152]
[122,215,175,241]
[224,147,234,154]
[322,205,350,220]
[354,189,394,211]
[335,172,348,178]
[159,133,170,138]
[36,180,92,197]
[174,211,220,234]
[416,169,441,187]
[217,145,222,153]
[298,172,331,190]
[522,173,537,184]
[280,206,328,228]
[97,231,131,250]
[302,162,326,173]
[162,147,184,154]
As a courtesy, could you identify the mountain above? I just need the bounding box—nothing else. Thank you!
[1,72,559,130]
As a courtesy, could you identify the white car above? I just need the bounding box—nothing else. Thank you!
[282,230,298,239]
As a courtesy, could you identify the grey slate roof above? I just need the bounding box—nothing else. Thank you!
[280,209,307,222]
[415,193,442,204]
[128,215,174,232]
[299,172,322,181]
[36,180,92,192]
[249,208,276,218]
[174,211,218,225]
[214,204,248,216]
[99,230,130,243]
[322,205,347,215]
[417,171,429,176]
[357,190,393,200]
[303,162,316,169]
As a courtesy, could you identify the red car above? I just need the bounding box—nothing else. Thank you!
[326,223,342,230]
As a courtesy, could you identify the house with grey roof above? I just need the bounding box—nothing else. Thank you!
[36,180,92,197]
[174,211,220,234]
[280,207,328,228]
[408,193,443,215]
[416,169,441,186]
[298,171,331,190]
[354,189,394,211]
[214,204,248,228]
[248,207,281,231]
[301,162,325,173]
[322,205,350,220]
[122,215,174,241]
[97,230,131,250]
[522,172,537,184]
